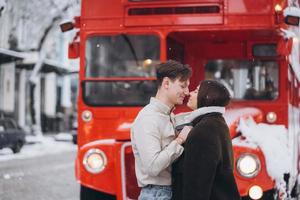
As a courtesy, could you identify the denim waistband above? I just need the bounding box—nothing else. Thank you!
[144,184,171,190]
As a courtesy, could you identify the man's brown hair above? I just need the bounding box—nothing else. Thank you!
[156,60,192,87]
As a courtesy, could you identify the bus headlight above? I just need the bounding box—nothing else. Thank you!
[266,112,277,123]
[82,110,92,122]
[237,154,261,178]
[249,185,263,200]
[83,149,107,174]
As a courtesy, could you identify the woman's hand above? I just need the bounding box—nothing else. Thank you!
[176,126,192,145]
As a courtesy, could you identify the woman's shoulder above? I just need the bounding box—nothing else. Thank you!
[189,115,225,141]
[193,113,222,127]
[189,121,217,141]
[186,123,220,151]
[192,112,223,122]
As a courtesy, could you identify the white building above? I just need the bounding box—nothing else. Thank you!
[0,0,79,134]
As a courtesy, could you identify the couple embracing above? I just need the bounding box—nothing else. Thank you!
[131,60,241,200]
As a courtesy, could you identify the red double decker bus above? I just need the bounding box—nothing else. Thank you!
[62,0,300,199]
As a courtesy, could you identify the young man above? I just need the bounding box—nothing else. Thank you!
[131,60,192,200]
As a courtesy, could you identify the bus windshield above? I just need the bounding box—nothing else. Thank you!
[83,34,160,106]
[205,60,279,100]
[85,34,160,78]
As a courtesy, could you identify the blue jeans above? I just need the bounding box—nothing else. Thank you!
[138,185,172,200]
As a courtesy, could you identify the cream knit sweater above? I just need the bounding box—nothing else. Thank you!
[131,97,184,187]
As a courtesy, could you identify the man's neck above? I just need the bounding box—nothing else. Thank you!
[155,91,174,109]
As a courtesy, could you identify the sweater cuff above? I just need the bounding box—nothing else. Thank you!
[165,140,184,162]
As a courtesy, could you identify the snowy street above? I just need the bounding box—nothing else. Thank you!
[0,136,79,200]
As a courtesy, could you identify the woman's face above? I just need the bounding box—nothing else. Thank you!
[187,85,200,110]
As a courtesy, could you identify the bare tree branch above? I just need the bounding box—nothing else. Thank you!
[37,3,73,51]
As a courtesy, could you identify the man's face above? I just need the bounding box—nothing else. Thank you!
[167,78,190,106]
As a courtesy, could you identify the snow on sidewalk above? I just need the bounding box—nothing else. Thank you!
[0,135,76,162]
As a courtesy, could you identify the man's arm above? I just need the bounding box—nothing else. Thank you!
[182,128,221,200]
[132,116,184,176]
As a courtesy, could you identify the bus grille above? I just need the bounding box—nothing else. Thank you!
[128,5,220,16]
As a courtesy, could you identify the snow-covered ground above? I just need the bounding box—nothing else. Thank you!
[0,134,76,162]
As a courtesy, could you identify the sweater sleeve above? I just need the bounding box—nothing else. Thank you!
[182,126,221,200]
[132,115,184,177]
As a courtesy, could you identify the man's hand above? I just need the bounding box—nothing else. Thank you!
[176,126,192,145]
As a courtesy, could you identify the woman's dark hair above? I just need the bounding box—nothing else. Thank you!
[156,60,192,87]
[197,80,231,108]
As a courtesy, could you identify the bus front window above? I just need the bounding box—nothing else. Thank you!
[205,60,279,100]
[84,34,160,106]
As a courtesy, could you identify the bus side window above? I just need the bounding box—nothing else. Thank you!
[293,78,298,106]
[298,87,300,107]
[289,80,293,103]
[289,68,293,104]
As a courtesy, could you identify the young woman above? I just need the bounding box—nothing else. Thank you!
[172,80,241,200]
